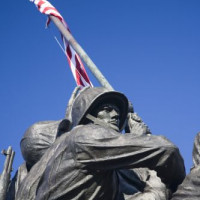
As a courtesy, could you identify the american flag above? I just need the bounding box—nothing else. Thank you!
[30,0,93,87]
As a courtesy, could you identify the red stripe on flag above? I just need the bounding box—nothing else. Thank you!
[75,70,84,86]
[43,7,59,14]
[38,0,45,7]
[42,7,63,21]
[76,55,91,80]
[67,45,72,59]
[75,55,91,84]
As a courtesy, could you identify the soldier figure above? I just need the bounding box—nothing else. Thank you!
[171,132,200,200]
[10,87,185,200]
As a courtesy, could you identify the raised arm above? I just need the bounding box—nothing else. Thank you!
[73,124,185,191]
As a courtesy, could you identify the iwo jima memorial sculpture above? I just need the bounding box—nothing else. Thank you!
[0,0,200,199]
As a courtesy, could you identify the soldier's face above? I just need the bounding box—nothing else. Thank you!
[96,104,120,131]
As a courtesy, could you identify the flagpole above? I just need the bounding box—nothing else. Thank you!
[49,15,113,90]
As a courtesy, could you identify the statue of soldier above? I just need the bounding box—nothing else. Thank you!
[6,87,78,200]
[5,119,71,200]
[171,132,200,200]
[14,87,185,200]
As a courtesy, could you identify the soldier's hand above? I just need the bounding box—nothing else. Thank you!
[127,113,151,136]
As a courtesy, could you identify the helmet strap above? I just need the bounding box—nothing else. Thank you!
[86,114,119,131]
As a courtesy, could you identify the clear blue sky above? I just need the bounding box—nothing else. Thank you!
[0,0,200,176]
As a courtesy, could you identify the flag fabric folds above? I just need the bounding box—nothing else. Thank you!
[30,0,93,87]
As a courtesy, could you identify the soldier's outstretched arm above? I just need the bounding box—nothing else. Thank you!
[73,125,185,192]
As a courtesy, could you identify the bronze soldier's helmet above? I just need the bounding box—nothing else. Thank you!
[71,87,129,131]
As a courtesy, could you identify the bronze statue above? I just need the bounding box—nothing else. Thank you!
[8,87,185,200]
[171,132,200,200]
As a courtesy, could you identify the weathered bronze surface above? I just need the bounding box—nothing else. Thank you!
[171,132,200,200]
[6,87,186,200]
[0,147,15,200]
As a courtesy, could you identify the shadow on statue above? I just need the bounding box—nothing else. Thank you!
[6,87,186,200]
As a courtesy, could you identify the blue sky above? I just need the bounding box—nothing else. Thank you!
[0,0,200,176]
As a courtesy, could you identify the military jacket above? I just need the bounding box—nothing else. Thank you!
[16,124,185,200]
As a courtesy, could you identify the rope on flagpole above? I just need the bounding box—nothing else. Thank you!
[48,27,93,86]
